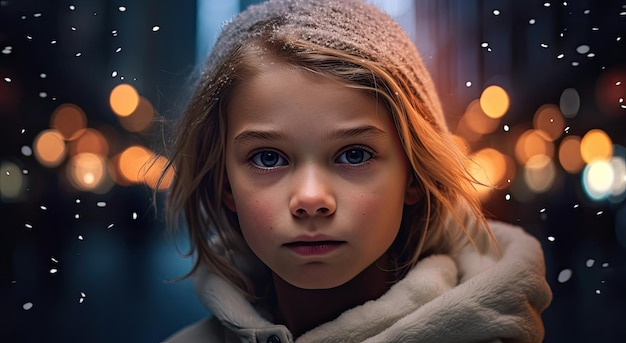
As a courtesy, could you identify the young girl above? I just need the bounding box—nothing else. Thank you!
[162,0,552,342]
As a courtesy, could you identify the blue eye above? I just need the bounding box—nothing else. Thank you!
[249,150,287,168]
[336,147,373,165]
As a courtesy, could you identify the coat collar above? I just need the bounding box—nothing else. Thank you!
[193,221,552,343]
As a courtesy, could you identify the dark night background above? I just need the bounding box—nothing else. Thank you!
[1,0,625,342]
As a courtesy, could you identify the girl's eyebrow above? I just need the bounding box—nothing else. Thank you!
[232,125,386,145]
[324,125,386,140]
[233,130,289,145]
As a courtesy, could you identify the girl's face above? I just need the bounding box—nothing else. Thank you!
[223,61,419,289]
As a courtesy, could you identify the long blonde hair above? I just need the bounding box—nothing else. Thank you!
[162,34,493,299]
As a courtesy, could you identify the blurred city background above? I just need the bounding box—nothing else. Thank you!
[1,0,625,342]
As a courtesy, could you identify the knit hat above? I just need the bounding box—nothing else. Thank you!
[199,0,447,131]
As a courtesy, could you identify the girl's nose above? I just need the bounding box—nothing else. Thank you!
[289,167,336,218]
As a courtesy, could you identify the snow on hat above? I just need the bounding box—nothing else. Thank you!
[199,0,447,131]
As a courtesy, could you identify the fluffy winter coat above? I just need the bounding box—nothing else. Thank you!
[164,0,552,341]
[164,221,552,343]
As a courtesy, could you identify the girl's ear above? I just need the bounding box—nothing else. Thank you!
[222,178,237,212]
[404,173,422,205]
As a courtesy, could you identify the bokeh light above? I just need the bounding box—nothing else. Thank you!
[33,129,67,167]
[67,153,112,193]
[0,160,25,200]
[470,148,508,197]
[580,129,613,163]
[118,96,155,132]
[524,154,556,193]
[50,103,87,140]
[514,129,554,165]
[608,155,626,202]
[451,134,470,154]
[112,146,173,190]
[559,88,580,118]
[532,104,565,141]
[479,85,510,119]
[116,145,152,183]
[454,114,483,142]
[459,99,501,135]
[583,160,614,200]
[110,84,140,117]
[558,136,585,173]
[70,128,109,156]
[142,155,174,191]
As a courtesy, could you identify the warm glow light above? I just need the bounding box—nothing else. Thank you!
[524,154,556,193]
[141,155,174,191]
[533,104,565,141]
[503,153,517,185]
[583,160,614,200]
[470,148,508,197]
[34,129,67,167]
[67,153,107,191]
[0,161,25,200]
[118,96,155,132]
[514,129,554,165]
[479,85,510,119]
[117,145,152,183]
[580,129,613,163]
[70,128,109,156]
[454,113,483,142]
[109,154,129,186]
[110,84,140,117]
[50,103,87,140]
[451,134,469,154]
[558,136,585,173]
[461,99,501,135]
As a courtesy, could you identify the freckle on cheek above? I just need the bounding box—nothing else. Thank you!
[249,201,276,232]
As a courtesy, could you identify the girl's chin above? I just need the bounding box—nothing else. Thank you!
[275,271,357,290]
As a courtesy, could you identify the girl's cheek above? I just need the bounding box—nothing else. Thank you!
[356,199,381,218]
[240,199,278,232]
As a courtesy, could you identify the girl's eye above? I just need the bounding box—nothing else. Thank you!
[335,147,373,165]
[249,150,287,168]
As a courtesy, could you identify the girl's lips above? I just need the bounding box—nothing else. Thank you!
[283,241,346,256]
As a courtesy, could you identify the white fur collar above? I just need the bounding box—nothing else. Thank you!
[192,221,552,342]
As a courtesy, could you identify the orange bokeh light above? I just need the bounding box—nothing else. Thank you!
[50,103,87,141]
[110,84,140,117]
[533,104,565,142]
[34,129,67,167]
[118,96,155,132]
[142,155,174,191]
[70,128,109,156]
[580,129,613,163]
[113,146,173,190]
[514,129,554,165]
[470,148,508,197]
[558,136,585,173]
[451,134,470,154]
[117,145,152,183]
[480,85,510,119]
[66,153,107,191]
[461,99,501,135]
